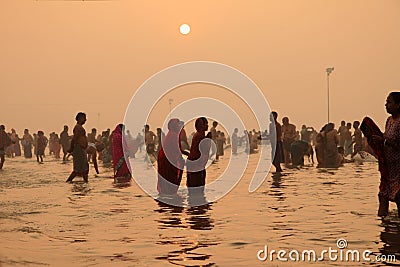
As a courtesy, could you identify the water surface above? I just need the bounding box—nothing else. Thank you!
[1,148,399,266]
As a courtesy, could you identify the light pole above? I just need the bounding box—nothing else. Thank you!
[168,98,174,119]
[326,67,334,123]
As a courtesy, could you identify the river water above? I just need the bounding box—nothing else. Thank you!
[1,146,399,266]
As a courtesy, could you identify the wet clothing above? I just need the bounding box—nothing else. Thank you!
[0,131,11,155]
[37,136,48,156]
[291,140,309,166]
[157,119,184,194]
[71,124,89,175]
[112,125,131,179]
[362,116,400,201]
[270,120,284,166]
[60,130,70,154]
[186,131,211,189]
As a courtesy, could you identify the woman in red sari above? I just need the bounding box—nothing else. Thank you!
[112,124,132,181]
[363,92,400,216]
[157,119,185,195]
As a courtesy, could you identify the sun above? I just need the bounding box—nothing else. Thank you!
[179,24,191,35]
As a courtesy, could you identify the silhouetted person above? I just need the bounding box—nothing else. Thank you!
[157,119,185,195]
[66,112,89,183]
[363,92,400,217]
[22,129,34,158]
[231,128,238,155]
[187,117,212,194]
[270,112,283,172]
[209,121,218,161]
[282,117,296,165]
[0,125,11,169]
[36,131,48,163]
[60,125,71,162]
[338,120,347,148]
[349,121,363,158]
[112,124,132,182]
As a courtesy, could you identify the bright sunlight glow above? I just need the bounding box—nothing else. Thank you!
[180,24,191,35]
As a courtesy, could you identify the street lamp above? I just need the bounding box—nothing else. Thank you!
[326,67,334,123]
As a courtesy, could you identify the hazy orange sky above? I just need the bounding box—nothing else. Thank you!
[1,0,399,135]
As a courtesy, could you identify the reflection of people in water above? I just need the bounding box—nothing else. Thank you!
[155,198,214,231]
[157,119,185,195]
[186,117,211,194]
[186,205,213,230]
[379,217,400,260]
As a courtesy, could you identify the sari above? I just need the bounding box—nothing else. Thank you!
[157,119,185,195]
[22,133,33,158]
[361,117,388,197]
[112,125,132,179]
[361,116,400,201]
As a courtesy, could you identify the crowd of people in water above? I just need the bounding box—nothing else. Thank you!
[0,92,399,216]
[0,117,365,171]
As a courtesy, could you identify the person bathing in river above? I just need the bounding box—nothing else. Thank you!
[157,119,185,195]
[362,92,400,217]
[112,124,132,182]
[66,112,89,183]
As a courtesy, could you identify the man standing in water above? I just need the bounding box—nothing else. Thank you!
[144,124,156,158]
[349,121,363,158]
[209,121,219,161]
[269,112,283,173]
[0,125,11,170]
[186,117,212,194]
[282,117,296,165]
[66,112,89,183]
[60,125,71,162]
[338,120,347,149]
